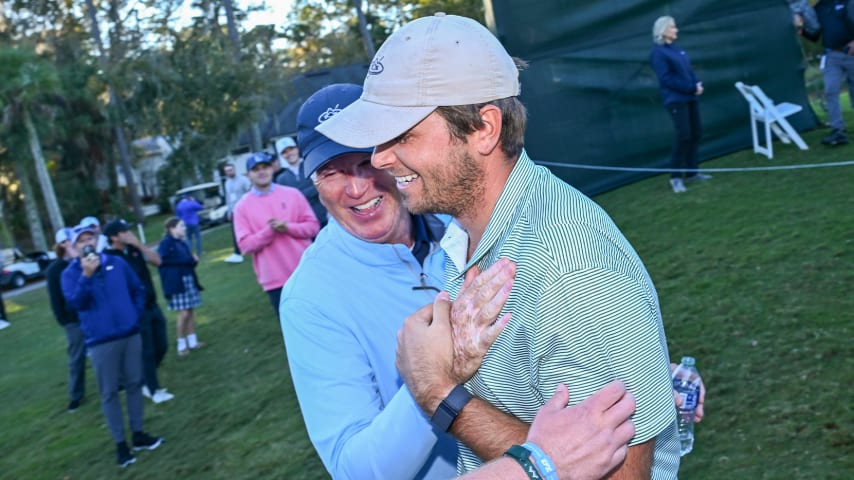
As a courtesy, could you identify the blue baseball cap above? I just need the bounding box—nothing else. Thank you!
[245,152,275,171]
[297,84,374,178]
[80,216,100,228]
[70,224,97,244]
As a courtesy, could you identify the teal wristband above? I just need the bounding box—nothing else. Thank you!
[504,445,542,480]
[522,441,558,480]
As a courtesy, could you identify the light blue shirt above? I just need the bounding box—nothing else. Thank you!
[279,216,457,480]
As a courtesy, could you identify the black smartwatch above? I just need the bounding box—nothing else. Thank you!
[430,384,473,432]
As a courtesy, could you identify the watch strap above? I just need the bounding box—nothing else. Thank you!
[430,384,473,432]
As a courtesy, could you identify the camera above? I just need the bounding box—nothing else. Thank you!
[82,245,96,257]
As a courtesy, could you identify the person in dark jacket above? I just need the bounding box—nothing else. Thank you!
[46,227,86,412]
[103,219,174,404]
[157,217,204,357]
[650,15,712,193]
[798,0,854,145]
[61,224,163,467]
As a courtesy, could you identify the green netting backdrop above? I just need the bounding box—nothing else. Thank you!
[489,0,818,194]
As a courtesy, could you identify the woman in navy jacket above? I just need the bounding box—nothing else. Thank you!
[651,16,712,193]
[157,217,204,356]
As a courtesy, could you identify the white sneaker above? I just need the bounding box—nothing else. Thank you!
[141,385,152,399]
[0,319,10,330]
[224,253,244,264]
[670,178,687,193]
[151,389,175,404]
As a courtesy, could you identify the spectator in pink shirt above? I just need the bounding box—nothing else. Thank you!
[233,152,320,316]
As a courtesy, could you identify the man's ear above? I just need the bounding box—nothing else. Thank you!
[472,104,503,156]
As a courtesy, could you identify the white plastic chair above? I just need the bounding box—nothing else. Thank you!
[734,81,808,159]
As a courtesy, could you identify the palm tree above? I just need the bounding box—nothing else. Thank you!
[0,46,66,250]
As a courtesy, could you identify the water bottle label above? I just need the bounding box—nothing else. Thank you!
[678,390,698,410]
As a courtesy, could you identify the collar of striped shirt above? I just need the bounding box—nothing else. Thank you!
[439,149,536,280]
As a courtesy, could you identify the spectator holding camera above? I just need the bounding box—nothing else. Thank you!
[61,224,163,467]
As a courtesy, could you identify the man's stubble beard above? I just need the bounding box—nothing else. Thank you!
[402,150,485,221]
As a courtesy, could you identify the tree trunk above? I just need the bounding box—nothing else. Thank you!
[84,0,146,224]
[13,158,48,251]
[23,108,65,233]
[353,0,376,59]
[222,0,262,152]
[0,200,14,249]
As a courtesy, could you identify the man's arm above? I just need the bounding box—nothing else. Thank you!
[396,261,643,476]
[61,259,97,312]
[460,384,635,480]
[280,297,442,479]
[233,203,276,254]
[650,49,698,95]
[396,259,529,460]
[121,231,161,266]
[790,1,821,38]
[275,190,320,239]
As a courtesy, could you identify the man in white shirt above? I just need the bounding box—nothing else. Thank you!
[223,162,250,263]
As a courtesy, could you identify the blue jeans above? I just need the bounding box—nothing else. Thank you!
[823,51,854,131]
[185,224,202,256]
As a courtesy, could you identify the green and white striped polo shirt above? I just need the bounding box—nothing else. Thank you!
[441,151,680,478]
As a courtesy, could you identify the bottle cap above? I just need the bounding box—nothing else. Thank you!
[681,356,696,366]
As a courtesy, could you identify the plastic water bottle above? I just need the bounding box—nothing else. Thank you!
[672,356,701,456]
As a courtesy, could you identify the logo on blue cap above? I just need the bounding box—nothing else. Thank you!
[318,104,343,123]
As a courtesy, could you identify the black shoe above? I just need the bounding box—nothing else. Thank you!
[821,129,849,146]
[116,442,136,468]
[67,399,81,413]
[132,431,163,451]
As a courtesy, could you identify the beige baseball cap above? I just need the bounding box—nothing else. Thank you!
[315,13,520,149]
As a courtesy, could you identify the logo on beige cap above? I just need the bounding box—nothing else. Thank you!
[368,55,384,75]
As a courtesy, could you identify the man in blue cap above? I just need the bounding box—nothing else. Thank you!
[232,152,319,316]
[279,84,637,480]
[61,224,163,467]
[79,216,109,252]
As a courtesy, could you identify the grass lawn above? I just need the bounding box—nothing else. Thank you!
[1,118,852,478]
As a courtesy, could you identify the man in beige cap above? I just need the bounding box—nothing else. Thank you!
[318,13,681,478]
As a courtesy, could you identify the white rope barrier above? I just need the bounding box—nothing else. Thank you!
[534,160,854,173]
